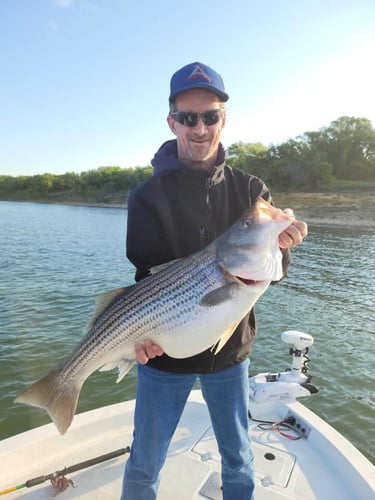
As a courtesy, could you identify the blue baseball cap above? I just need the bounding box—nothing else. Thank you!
[169,62,229,103]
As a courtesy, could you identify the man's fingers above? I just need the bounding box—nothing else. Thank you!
[135,344,149,364]
[135,341,164,364]
[279,219,308,248]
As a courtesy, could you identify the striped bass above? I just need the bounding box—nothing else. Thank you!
[15,197,294,435]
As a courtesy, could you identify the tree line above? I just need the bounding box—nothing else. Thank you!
[1,116,374,204]
[0,166,153,204]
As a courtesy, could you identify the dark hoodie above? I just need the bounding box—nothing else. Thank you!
[126,140,290,373]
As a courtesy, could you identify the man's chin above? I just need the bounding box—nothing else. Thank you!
[188,145,212,161]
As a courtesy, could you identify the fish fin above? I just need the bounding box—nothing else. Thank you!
[86,287,133,332]
[14,369,81,435]
[211,322,241,354]
[99,358,136,383]
[200,283,239,307]
[99,361,118,372]
[150,259,182,274]
[116,359,136,382]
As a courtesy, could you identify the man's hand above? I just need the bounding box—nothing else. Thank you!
[135,340,164,364]
[278,209,308,249]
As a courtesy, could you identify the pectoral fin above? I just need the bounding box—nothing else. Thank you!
[200,283,239,307]
[211,321,241,355]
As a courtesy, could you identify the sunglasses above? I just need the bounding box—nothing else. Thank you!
[170,109,224,127]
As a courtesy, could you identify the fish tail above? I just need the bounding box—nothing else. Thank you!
[15,369,81,435]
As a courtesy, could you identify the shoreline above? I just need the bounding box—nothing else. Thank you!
[296,217,375,230]
[273,192,375,230]
[61,203,375,230]
[2,193,375,230]
[63,193,375,230]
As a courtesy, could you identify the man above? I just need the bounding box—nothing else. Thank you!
[121,62,307,500]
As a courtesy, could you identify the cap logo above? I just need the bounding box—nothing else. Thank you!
[187,64,211,83]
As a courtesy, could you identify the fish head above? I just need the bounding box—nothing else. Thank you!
[217,197,295,282]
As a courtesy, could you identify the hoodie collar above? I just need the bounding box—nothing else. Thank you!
[151,139,226,184]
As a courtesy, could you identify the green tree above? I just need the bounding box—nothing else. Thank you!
[302,116,375,180]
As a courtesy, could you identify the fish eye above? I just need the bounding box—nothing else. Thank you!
[244,218,253,227]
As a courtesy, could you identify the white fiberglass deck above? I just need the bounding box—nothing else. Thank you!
[1,390,374,499]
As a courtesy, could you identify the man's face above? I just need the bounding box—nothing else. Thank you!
[167,89,226,170]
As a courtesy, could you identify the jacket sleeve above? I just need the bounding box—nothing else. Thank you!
[126,189,171,282]
[249,176,291,281]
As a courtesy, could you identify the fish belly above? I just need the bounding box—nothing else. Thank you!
[154,281,269,358]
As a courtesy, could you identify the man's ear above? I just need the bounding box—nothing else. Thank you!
[167,114,177,135]
[221,109,227,129]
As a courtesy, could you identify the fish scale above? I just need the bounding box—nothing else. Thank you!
[60,251,223,381]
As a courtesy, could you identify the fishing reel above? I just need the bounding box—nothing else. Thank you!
[249,330,318,404]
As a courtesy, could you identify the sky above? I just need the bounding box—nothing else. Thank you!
[1,0,375,177]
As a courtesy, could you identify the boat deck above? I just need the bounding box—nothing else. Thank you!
[1,391,374,499]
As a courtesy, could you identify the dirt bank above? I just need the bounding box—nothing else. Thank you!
[23,192,375,230]
[273,192,375,229]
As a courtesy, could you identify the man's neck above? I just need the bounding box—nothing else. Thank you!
[179,155,216,172]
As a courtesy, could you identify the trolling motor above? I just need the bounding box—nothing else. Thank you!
[249,330,318,403]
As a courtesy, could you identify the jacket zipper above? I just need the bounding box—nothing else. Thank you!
[199,225,207,248]
[199,178,214,248]
[205,177,213,208]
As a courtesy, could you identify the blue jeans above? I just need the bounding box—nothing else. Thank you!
[121,359,254,500]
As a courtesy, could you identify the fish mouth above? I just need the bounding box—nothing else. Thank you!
[237,277,266,286]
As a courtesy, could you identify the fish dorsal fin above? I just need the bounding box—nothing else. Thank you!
[200,283,239,307]
[150,258,182,274]
[211,321,241,355]
[85,286,133,332]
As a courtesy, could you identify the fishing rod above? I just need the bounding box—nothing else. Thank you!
[0,446,130,496]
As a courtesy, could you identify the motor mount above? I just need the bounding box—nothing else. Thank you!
[249,331,318,403]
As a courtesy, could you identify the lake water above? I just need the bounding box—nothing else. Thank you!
[0,201,374,464]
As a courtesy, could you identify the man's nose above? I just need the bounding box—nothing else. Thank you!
[192,118,208,134]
